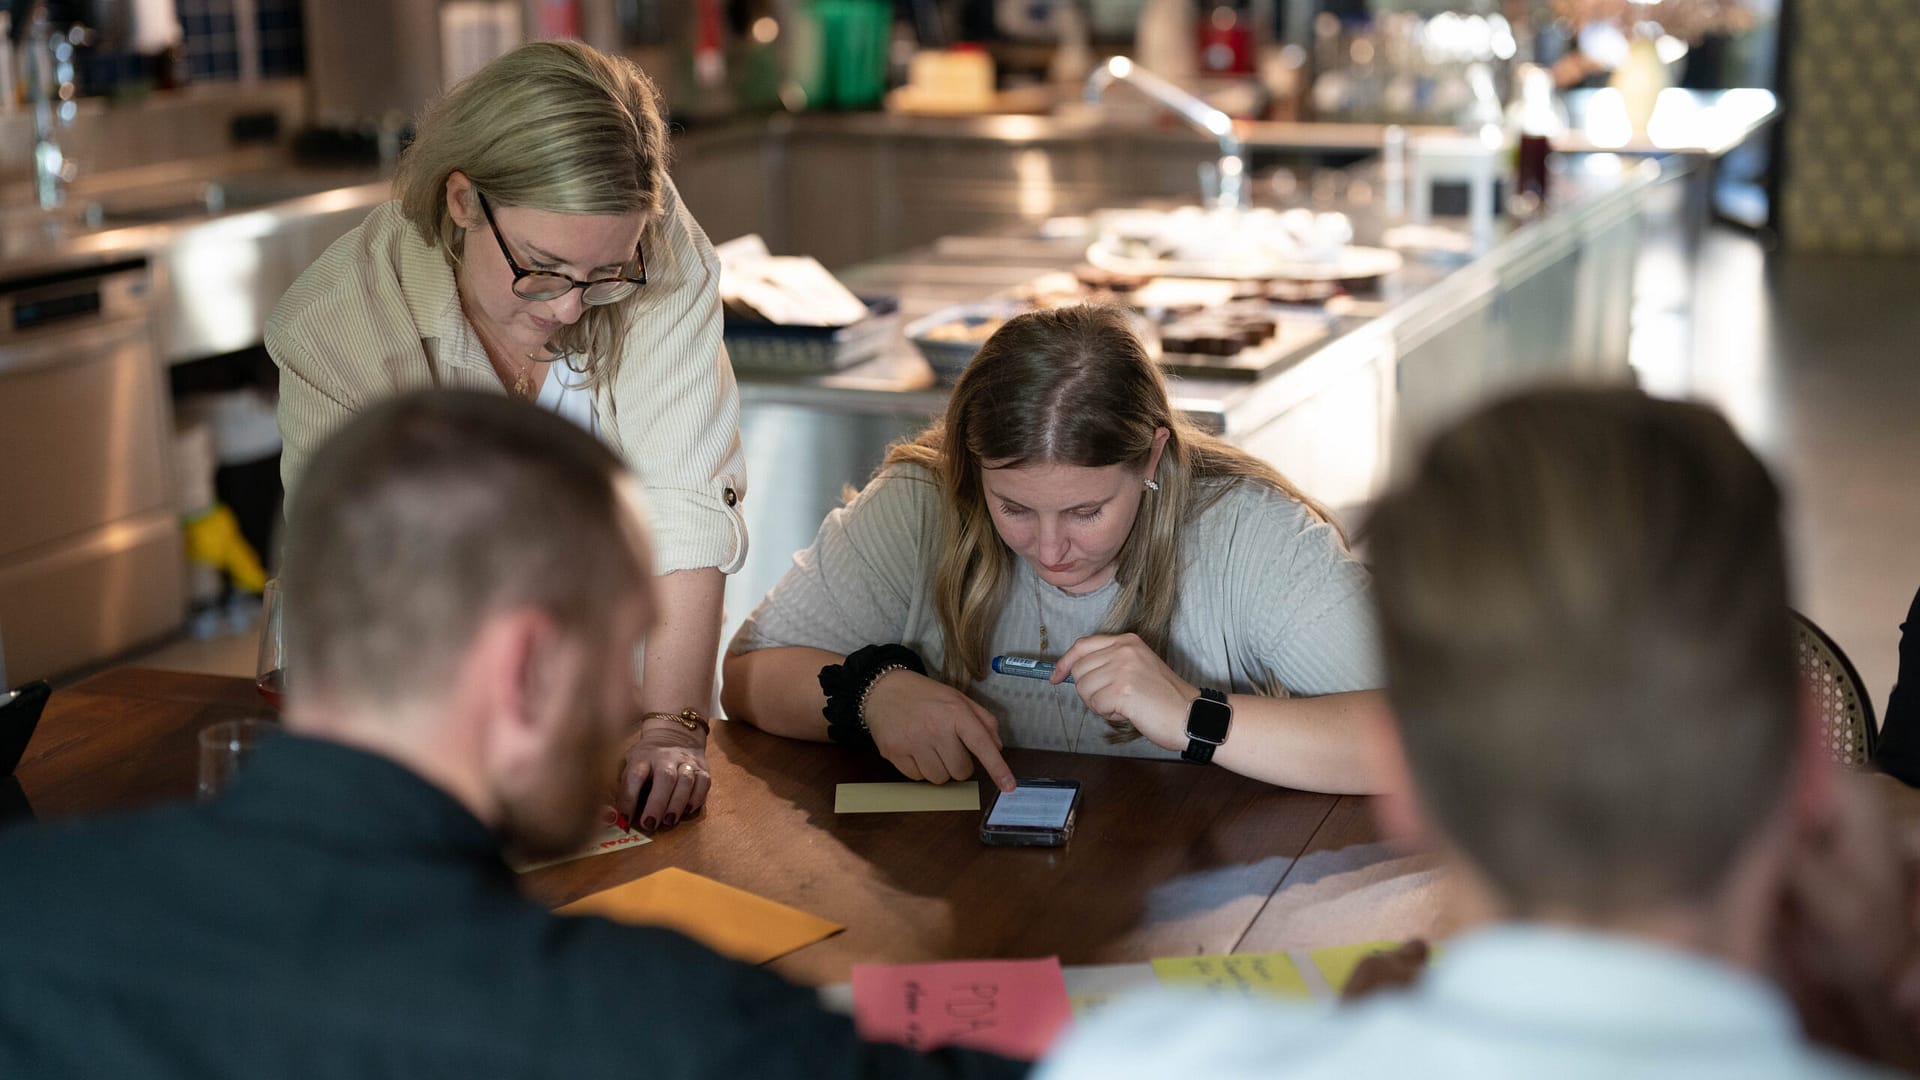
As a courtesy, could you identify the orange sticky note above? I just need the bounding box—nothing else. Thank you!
[555,867,843,965]
[852,957,1073,1061]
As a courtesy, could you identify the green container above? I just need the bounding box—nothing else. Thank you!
[799,0,890,110]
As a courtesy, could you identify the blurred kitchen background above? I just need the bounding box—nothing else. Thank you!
[0,0,1913,733]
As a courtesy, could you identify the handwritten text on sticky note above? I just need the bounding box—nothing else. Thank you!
[508,823,650,873]
[1151,953,1313,998]
[852,957,1073,1060]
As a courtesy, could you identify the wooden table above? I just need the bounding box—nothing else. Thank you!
[14,667,1385,985]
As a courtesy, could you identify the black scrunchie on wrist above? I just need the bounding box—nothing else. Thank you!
[819,644,927,751]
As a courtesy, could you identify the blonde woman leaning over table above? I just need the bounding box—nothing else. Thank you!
[723,305,1387,794]
[265,41,743,833]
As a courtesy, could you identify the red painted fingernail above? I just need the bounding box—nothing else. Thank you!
[641,817,656,831]
[662,814,677,828]
[614,813,630,832]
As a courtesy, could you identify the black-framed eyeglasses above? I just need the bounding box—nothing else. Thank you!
[476,191,647,305]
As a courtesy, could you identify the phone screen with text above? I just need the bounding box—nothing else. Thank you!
[986,784,1076,829]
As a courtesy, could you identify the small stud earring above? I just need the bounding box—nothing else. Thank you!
[1144,478,1161,492]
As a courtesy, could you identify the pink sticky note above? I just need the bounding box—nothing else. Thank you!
[851,957,1073,1061]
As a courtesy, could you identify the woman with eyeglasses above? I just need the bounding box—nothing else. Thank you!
[267,41,739,834]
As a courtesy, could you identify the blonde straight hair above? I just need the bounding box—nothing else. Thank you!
[394,40,669,388]
[886,305,1338,706]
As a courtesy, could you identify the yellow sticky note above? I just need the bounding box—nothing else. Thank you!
[834,781,980,813]
[1309,940,1442,993]
[556,867,843,965]
[1150,953,1312,999]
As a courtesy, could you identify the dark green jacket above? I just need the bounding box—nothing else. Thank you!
[0,735,1028,1080]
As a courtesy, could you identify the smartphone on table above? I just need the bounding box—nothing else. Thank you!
[979,777,1081,847]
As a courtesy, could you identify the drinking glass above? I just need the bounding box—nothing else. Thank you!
[196,718,279,800]
[255,578,285,709]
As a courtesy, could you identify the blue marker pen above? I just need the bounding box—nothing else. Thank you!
[990,656,1073,684]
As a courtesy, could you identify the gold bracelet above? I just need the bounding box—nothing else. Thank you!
[640,709,712,736]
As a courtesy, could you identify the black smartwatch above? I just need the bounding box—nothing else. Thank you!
[1181,688,1232,764]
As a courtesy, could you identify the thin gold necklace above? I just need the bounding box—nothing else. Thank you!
[1031,579,1083,753]
[466,297,547,401]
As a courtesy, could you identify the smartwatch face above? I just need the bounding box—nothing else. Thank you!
[1187,695,1231,744]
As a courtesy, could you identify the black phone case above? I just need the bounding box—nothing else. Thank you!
[979,813,1075,847]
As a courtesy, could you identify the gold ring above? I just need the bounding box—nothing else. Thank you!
[681,763,695,776]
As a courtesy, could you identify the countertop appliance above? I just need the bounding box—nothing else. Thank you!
[0,258,182,683]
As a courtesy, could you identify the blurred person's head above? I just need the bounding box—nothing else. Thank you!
[283,390,655,857]
[1366,387,1817,943]
[885,305,1335,699]
[395,40,668,385]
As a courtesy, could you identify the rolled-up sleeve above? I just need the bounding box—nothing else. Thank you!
[729,468,933,658]
[603,177,749,575]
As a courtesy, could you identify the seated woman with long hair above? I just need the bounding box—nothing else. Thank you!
[722,305,1388,794]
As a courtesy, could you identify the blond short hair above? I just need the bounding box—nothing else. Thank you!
[1365,387,1797,915]
[394,40,669,386]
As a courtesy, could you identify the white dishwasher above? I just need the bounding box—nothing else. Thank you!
[0,258,183,684]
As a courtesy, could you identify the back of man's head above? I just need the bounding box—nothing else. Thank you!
[283,390,651,715]
[1366,387,1797,918]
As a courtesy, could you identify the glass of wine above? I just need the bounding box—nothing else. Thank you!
[255,578,285,709]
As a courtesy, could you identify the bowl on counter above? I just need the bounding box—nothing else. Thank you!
[905,299,1034,382]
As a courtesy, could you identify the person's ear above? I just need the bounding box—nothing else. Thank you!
[1144,426,1172,484]
[444,170,478,231]
[473,607,577,781]
[1363,700,1431,852]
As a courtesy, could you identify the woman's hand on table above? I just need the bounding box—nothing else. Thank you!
[863,669,1016,792]
[1054,633,1198,751]
[613,719,711,833]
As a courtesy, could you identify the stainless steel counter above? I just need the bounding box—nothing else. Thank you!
[0,150,388,363]
[739,158,1656,444]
